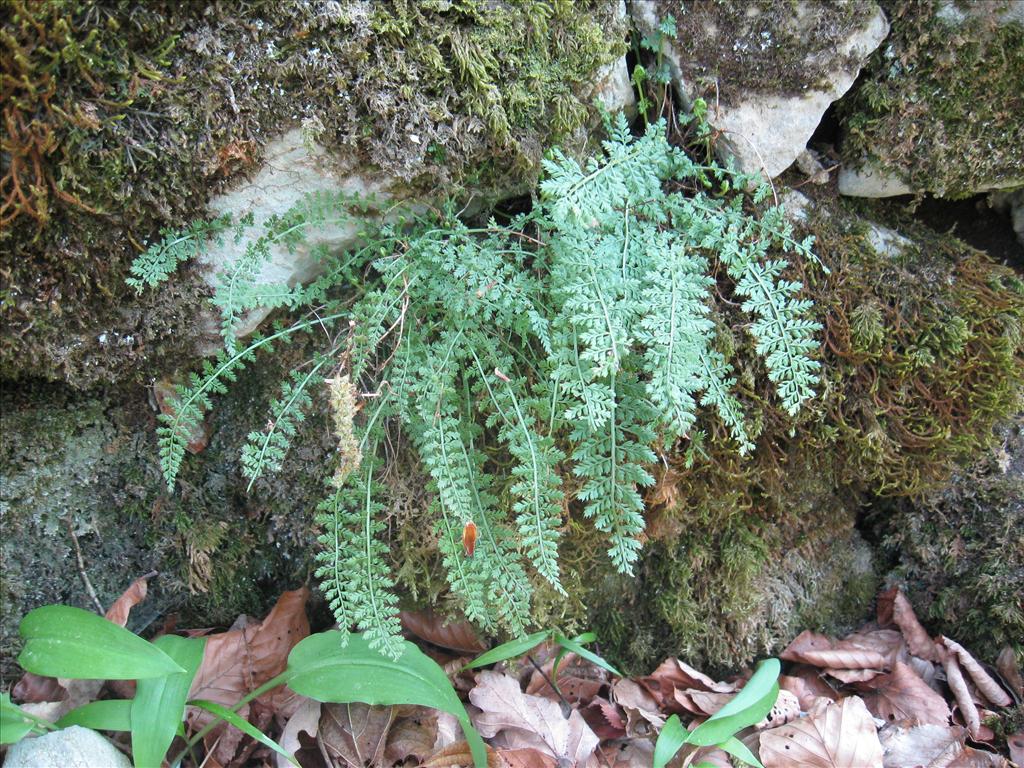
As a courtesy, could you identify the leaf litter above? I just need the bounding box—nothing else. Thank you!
[8,583,1020,767]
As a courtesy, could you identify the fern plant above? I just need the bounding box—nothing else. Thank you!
[131,112,822,659]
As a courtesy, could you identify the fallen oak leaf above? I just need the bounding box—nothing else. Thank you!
[497,747,557,768]
[1008,732,1024,766]
[470,670,599,766]
[759,696,883,768]
[384,707,439,765]
[276,698,320,768]
[857,661,951,727]
[939,638,1011,708]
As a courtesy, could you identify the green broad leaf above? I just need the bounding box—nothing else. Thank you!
[463,629,551,670]
[1,692,45,745]
[132,635,206,768]
[18,606,185,680]
[189,699,298,767]
[653,713,687,768]
[685,658,780,747]
[720,735,764,768]
[554,633,623,678]
[56,700,133,732]
[286,631,487,768]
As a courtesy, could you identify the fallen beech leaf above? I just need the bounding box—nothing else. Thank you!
[782,630,889,671]
[940,647,981,739]
[643,658,735,702]
[154,379,210,454]
[470,671,599,765]
[878,722,964,767]
[995,647,1022,698]
[434,710,463,751]
[12,672,65,703]
[422,740,498,768]
[877,588,938,662]
[276,698,320,768]
[858,662,951,726]
[591,739,654,768]
[759,696,883,768]
[385,708,439,765]
[940,638,1012,708]
[757,689,800,729]
[673,689,733,717]
[780,667,839,710]
[105,573,153,627]
[611,679,664,736]
[188,588,310,765]
[823,668,886,684]
[497,747,557,768]
[400,610,487,654]
[526,653,606,704]
[317,702,395,767]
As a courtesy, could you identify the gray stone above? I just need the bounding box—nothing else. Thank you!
[632,1,888,179]
[4,726,132,768]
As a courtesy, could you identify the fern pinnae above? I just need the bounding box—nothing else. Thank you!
[242,356,334,490]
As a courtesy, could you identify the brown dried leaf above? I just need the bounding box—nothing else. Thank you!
[470,671,599,766]
[610,679,664,737]
[400,610,487,654]
[154,379,210,454]
[1007,732,1024,766]
[995,647,1022,698]
[188,588,310,766]
[946,747,1009,767]
[526,653,606,704]
[318,703,394,767]
[190,587,309,707]
[673,689,733,717]
[385,709,439,765]
[940,648,981,739]
[878,722,964,768]
[780,667,839,710]
[760,696,884,768]
[643,658,735,699]
[422,741,499,768]
[497,748,557,768]
[858,661,951,726]
[589,740,654,768]
[578,698,626,740]
[105,573,153,627]
[877,587,938,662]
[12,672,65,704]
[940,638,1012,708]
[824,668,887,684]
[782,630,889,671]
[276,698,321,768]
[757,689,801,730]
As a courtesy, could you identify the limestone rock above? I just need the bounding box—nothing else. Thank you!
[632,1,888,179]
[989,189,1024,247]
[838,0,1024,198]
[4,726,131,768]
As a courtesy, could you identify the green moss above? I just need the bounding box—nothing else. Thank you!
[839,0,1024,196]
[653,0,874,103]
[1,0,625,387]
[874,421,1024,660]
[584,195,1022,673]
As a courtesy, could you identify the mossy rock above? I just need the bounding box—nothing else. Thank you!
[581,193,1023,673]
[839,0,1024,197]
[873,420,1024,660]
[0,0,626,387]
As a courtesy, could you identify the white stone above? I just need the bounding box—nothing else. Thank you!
[4,726,132,768]
[989,188,1024,247]
[591,2,636,118]
[198,129,398,345]
[632,1,889,180]
[840,160,1024,198]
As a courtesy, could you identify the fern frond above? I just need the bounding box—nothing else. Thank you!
[125,214,235,293]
